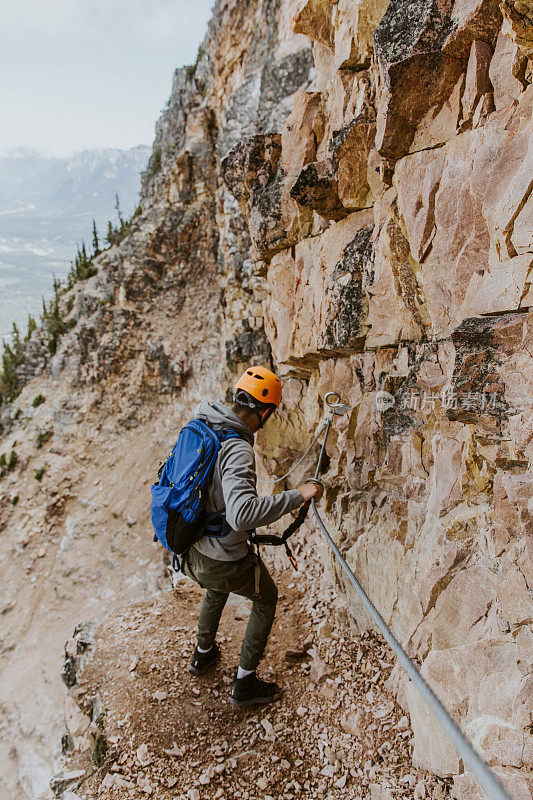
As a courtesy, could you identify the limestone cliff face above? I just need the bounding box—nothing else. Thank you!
[219,2,533,796]
[0,1,531,798]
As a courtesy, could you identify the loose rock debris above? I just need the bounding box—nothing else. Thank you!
[57,560,453,800]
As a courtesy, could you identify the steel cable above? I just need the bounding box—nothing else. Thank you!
[256,420,327,485]
[310,416,513,800]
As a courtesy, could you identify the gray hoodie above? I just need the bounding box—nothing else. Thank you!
[192,400,303,561]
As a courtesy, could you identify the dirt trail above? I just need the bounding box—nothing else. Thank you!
[57,551,453,800]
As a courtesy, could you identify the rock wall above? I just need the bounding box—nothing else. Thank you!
[0,1,531,798]
[220,1,533,796]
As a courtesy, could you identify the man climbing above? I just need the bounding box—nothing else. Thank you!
[181,365,323,707]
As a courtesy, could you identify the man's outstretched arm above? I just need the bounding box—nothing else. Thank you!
[220,440,321,533]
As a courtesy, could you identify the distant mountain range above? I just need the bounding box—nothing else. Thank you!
[0,145,150,340]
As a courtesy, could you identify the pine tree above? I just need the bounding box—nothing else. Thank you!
[44,276,65,356]
[0,323,25,401]
[92,219,100,257]
[81,241,88,268]
[25,315,37,342]
[11,322,22,358]
[66,258,75,289]
[0,341,18,401]
[115,193,123,225]
[52,274,62,299]
[106,220,115,246]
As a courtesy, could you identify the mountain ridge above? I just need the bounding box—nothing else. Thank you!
[0,144,150,339]
[0,1,531,799]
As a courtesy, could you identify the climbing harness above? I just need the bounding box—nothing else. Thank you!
[251,479,322,571]
[299,392,512,800]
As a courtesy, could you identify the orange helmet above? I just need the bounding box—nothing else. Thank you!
[234,365,282,408]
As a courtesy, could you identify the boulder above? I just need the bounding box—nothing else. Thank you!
[340,711,363,737]
[373,0,464,159]
[221,121,320,259]
[221,134,295,258]
[331,115,376,211]
[370,784,394,800]
[50,771,85,797]
[64,695,91,738]
[283,90,326,173]
[322,68,376,147]
[290,76,376,219]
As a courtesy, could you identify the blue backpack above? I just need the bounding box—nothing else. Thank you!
[151,418,241,557]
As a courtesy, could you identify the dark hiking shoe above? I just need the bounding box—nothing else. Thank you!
[230,671,282,707]
[189,643,221,675]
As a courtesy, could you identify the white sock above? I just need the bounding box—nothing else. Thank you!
[237,666,255,679]
[197,644,212,653]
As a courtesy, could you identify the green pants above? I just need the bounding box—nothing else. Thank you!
[182,546,278,671]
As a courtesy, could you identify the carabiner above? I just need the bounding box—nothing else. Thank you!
[324,391,351,416]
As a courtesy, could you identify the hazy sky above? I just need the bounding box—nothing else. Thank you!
[0,0,214,155]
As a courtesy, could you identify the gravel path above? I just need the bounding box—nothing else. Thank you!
[56,544,453,800]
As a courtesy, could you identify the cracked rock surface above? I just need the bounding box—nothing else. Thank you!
[0,0,531,798]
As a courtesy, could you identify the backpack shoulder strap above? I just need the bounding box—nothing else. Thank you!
[217,429,242,442]
[193,417,243,443]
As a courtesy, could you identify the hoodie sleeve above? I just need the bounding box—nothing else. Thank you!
[219,438,303,533]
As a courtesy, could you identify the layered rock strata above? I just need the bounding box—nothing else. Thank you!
[223,1,533,796]
[0,0,532,798]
